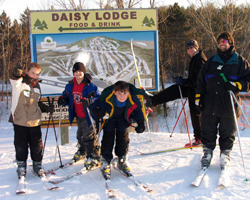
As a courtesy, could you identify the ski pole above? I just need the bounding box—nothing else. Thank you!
[229,91,249,181]
[53,104,63,170]
[41,97,53,158]
[131,38,152,141]
[48,97,63,167]
[170,98,188,137]
[220,73,249,180]
[178,86,192,149]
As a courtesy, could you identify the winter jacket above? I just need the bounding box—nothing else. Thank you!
[184,51,207,88]
[62,73,101,125]
[90,83,145,129]
[9,74,49,127]
[196,48,250,118]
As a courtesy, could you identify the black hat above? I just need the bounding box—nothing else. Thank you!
[185,39,199,50]
[72,62,86,74]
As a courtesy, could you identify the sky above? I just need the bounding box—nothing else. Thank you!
[0,0,249,23]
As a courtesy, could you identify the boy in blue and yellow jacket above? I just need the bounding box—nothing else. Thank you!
[90,81,145,180]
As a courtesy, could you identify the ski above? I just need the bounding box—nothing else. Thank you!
[112,158,152,193]
[16,176,27,194]
[44,159,76,175]
[105,180,117,198]
[218,168,230,188]
[49,163,101,184]
[31,170,59,190]
[137,145,202,155]
[40,174,59,190]
[191,167,208,187]
[39,78,66,88]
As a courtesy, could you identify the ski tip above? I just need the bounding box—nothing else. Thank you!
[51,172,56,175]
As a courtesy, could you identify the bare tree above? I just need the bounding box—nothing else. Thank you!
[149,0,156,8]
[187,0,250,53]
[52,0,87,9]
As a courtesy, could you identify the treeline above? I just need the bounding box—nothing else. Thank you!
[1,2,250,91]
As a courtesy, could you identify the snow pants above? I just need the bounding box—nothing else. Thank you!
[101,117,129,163]
[76,117,100,159]
[153,84,201,140]
[14,124,43,162]
[201,114,237,151]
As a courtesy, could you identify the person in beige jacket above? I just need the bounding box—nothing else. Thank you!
[9,62,54,180]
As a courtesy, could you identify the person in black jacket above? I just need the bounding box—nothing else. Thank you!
[146,40,207,147]
[196,31,250,170]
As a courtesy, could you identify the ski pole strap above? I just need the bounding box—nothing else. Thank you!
[47,97,51,106]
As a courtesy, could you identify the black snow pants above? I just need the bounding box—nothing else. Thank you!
[101,107,130,163]
[201,114,237,151]
[76,117,100,159]
[14,124,43,162]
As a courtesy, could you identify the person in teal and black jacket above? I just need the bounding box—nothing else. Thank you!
[90,81,145,180]
[196,31,250,171]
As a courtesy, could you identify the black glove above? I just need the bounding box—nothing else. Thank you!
[174,76,184,86]
[92,106,105,119]
[224,81,242,93]
[135,120,145,133]
[195,94,204,112]
[13,66,23,77]
[80,98,90,107]
[58,96,66,106]
[144,94,155,107]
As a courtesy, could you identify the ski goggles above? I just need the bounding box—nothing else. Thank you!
[217,39,228,44]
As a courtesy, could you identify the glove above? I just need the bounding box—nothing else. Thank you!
[195,94,204,112]
[174,76,184,86]
[144,95,155,107]
[135,120,145,133]
[13,65,23,77]
[58,96,66,106]
[80,98,90,107]
[46,105,54,114]
[92,106,105,119]
[224,81,242,93]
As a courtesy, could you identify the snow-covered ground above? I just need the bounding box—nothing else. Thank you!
[1,100,250,199]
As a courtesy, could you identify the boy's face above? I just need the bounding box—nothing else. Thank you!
[74,70,84,80]
[114,90,129,103]
[26,67,41,80]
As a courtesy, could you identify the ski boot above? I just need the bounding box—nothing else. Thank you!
[101,157,111,180]
[117,155,132,177]
[185,138,202,147]
[201,148,213,169]
[33,161,45,177]
[84,156,100,170]
[73,149,86,162]
[17,161,26,179]
[220,149,231,170]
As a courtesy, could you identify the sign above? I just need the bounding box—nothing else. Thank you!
[29,8,159,96]
[40,97,77,128]
[29,9,157,34]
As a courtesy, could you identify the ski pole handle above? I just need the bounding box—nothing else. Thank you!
[220,73,228,82]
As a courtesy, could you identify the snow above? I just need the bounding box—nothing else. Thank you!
[1,100,250,199]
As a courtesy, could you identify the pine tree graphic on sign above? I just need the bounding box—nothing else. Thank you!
[142,16,155,27]
[34,19,48,30]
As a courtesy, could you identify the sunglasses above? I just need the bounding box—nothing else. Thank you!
[217,40,228,44]
[186,46,194,50]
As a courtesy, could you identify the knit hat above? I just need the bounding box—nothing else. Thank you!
[72,62,86,74]
[185,39,199,50]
